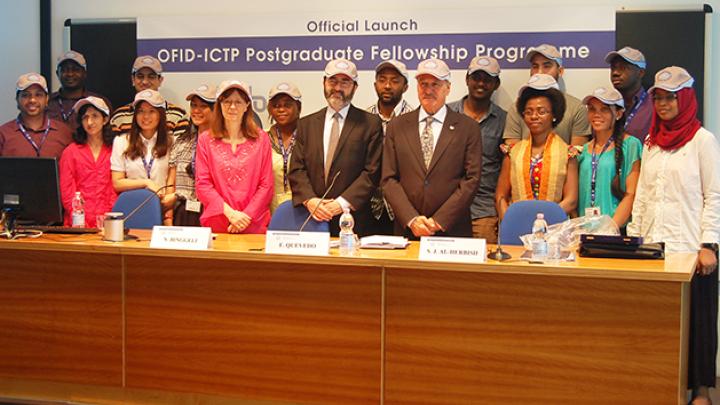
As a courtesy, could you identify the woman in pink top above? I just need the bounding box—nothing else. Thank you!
[59,96,117,227]
[195,80,273,233]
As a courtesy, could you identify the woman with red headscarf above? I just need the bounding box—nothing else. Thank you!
[628,66,720,404]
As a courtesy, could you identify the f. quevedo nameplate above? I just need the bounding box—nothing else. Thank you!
[419,236,486,263]
[150,226,213,250]
[265,231,330,256]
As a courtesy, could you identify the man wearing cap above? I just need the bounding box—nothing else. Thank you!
[503,44,591,146]
[109,55,189,138]
[0,72,72,159]
[606,46,653,141]
[47,50,112,130]
[366,59,414,235]
[382,58,482,238]
[288,58,383,236]
[447,56,506,242]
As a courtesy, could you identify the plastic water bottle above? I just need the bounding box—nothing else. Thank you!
[339,208,357,256]
[531,213,548,261]
[71,191,85,227]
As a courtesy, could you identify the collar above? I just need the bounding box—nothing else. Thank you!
[325,104,351,121]
[374,99,410,119]
[140,132,158,146]
[16,114,53,132]
[419,104,447,124]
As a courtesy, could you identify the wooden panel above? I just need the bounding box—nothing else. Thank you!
[0,249,122,386]
[385,269,686,405]
[125,256,382,405]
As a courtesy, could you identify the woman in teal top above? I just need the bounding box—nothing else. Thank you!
[578,87,642,227]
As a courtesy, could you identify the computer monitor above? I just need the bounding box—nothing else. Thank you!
[0,157,63,225]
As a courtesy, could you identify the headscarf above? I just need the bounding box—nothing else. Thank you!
[646,87,701,151]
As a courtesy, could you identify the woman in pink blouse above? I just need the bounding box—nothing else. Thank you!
[59,96,117,227]
[195,80,273,233]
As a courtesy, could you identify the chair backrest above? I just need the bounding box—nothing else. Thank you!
[111,189,162,230]
[499,200,567,245]
[268,200,329,232]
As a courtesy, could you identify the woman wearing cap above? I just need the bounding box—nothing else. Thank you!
[266,82,301,213]
[495,74,578,220]
[195,80,273,234]
[165,84,215,226]
[59,96,116,227]
[577,87,642,227]
[628,66,720,404]
[110,89,174,224]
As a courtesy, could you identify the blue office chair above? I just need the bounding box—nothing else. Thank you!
[268,200,329,232]
[499,200,567,245]
[112,189,163,230]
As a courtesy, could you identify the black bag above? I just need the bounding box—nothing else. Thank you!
[578,242,665,259]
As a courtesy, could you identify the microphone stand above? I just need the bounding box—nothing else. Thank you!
[123,185,173,231]
[487,216,511,261]
[299,171,341,232]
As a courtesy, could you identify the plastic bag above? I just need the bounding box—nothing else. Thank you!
[520,215,619,251]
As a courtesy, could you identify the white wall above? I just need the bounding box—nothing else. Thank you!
[0,0,40,122]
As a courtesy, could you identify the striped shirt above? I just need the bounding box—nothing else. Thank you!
[169,127,200,201]
[110,101,190,139]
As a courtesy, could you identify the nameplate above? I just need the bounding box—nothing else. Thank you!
[419,236,486,263]
[150,226,213,250]
[265,231,330,256]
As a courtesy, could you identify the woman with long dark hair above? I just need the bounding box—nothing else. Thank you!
[59,96,116,227]
[577,87,641,227]
[628,66,720,404]
[110,90,173,224]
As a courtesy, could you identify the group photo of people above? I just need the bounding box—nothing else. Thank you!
[0,42,718,402]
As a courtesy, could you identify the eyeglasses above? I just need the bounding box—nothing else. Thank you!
[652,93,678,103]
[221,99,246,108]
[522,108,551,117]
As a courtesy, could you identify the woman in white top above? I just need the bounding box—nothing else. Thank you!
[627,66,720,404]
[111,89,173,224]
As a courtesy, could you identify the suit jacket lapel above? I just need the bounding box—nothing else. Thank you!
[311,109,328,191]
[427,113,456,173]
[405,110,427,173]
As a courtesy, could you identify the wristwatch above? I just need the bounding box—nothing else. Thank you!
[701,243,719,253]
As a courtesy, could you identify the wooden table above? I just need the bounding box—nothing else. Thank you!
[0,232,695,404]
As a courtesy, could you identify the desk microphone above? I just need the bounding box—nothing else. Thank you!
[299,171,341,232]
[487,217,511,261]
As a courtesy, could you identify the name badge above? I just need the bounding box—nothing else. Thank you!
[585,207,601,217]
[150,226,212,250]
[419,236,486,264]
[185,199,202,213]
[265,231,330,256]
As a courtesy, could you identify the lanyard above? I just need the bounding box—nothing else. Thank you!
[57,98,72,121]
[16,117,51,157]
[275,127,296,191]
[590,136,614,207]
[190,130,199,177]
[623,90,647,130]
[142,155,155,179]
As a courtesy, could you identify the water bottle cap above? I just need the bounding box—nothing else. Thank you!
[537,213,544,219]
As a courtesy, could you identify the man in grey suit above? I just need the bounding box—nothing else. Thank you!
[381,58,482,238]
[288,58,383,236]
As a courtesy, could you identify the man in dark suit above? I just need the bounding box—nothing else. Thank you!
[382,58,482,238]
[288,58,383,236]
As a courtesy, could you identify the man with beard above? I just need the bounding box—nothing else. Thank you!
[447,56,506,242]
[366,59,414,235]
[46,50,112,131]
[382,58,482,238]
[503,44,590,146]
[605,46,653,141]
[288,58,383,236]
[0,73,72,158]
[109,55,189,138]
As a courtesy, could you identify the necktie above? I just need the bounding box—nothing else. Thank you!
[421,115,434,168]
[325,112,340,181]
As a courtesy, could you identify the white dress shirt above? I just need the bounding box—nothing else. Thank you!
[627,127,720,252]
[110,132,169,188]
[322,104,351,211]
[418,105,447,149]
